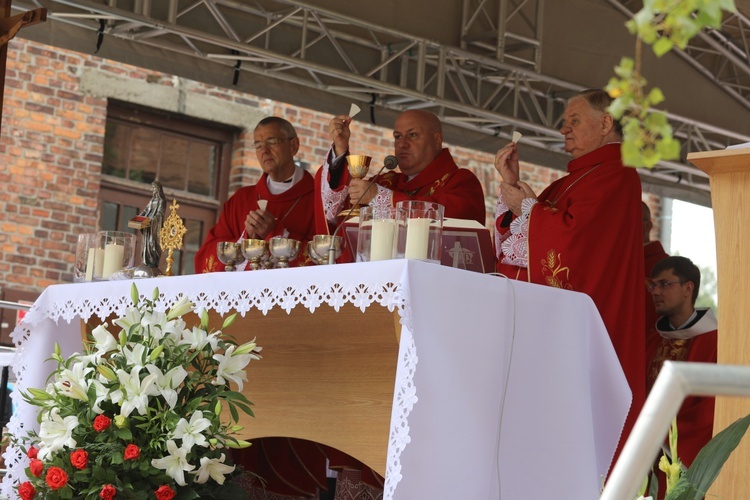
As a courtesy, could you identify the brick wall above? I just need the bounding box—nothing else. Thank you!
[0,37,658,299]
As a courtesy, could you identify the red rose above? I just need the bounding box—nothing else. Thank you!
[123,444,140,460]
[93,415,112,432]
[18,481,36,500]
[70,449,88,470]
[29,458,43,477]
[154,485,176,500]
[27,446,38,459]
[45,466,69,490]
[99,484,117,499]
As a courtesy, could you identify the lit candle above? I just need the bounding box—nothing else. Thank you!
[101,243,124,279]
[370,219,395,261]
[404,218,430,260]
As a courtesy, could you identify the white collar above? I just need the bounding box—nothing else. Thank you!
[267,167,303,195]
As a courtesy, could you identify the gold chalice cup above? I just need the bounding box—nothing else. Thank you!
[241,238,268,270]
[308,234,344,265]
[339,154,372,217]
[216,241,243,272]
[268,237,301,268]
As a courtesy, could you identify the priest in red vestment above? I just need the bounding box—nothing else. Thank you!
[314,109,486,249]
[646,256,716,496]
[493,89,646,469]
[195,117,316,272]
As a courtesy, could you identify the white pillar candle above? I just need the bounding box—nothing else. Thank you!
[404,218,430,260]
[101,243,124,279]
[370,219,395,261]
[85,248,96,281]
[93,247,106,279]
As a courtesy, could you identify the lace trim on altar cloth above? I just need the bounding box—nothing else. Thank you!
[321,161,350,224]
[2,279,417,500]
[369,185,393,212]
[495,196,536,267]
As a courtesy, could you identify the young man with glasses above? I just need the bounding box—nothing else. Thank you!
[195,116,316,272]
[646,255,717,469]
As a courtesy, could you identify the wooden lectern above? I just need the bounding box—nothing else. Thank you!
[688,147,750,499]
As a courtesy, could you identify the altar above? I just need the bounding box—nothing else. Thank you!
[3,260,630,499]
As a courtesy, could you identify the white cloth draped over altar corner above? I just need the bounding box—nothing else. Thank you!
[3,260,630,499]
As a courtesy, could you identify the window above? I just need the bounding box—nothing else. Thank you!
[100,101,236,275]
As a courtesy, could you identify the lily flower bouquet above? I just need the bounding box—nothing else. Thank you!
[15,284,261,499]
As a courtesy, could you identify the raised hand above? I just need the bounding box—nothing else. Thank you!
[329,114,352,157]
[494,142,520,187]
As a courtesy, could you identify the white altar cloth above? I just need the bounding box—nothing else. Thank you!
[4,260,630,499]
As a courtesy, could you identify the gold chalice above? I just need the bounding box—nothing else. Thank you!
[241,238,268,270]
[338,154,372,217]
[216,241,242,272]
[268,237,301,268]
[307,234,344,265]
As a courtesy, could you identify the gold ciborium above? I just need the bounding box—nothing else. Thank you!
[307,234,344,265]
[241,238,268,270]
[216,241,242,272]
[338,154,372,217]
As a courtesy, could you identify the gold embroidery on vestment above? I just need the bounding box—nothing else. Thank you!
[541,249,572,290]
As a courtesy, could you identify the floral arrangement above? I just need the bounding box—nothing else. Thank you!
[15,284,261,499]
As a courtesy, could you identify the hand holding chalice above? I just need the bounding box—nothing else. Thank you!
[338,154,372,217]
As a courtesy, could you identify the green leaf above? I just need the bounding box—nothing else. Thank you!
[647,87,666,106]
[653,37,674,57]
[666,413,750,499]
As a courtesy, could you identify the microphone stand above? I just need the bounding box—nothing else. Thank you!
[327,156,398,265]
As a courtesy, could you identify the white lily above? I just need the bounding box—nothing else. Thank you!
[193,453,235,484]
[38,408,79,460]
[151,440,195,486]
[180,326,219,352]
[111,366,159,417]
[90,379,109,414]
[113,308,143,331]
[140,310,170,343]
[91,323,119,354]
[122,343,148,370]
[212,345,252,390]
[146,363,187,408]
[172,410,211,450]
[167,294,194,320]
[54,361,93,401]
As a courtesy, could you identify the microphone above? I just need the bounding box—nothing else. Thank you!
[327,155,399,264]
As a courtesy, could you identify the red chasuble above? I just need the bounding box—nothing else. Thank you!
[314,148,486,236]
[195,171,316,273]
[498,143,646,460]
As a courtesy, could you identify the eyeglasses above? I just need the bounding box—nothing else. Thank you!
[646,279,686,292]
[253,137,294,150]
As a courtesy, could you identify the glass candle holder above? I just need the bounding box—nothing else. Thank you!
[357,206,399,262]
[395,200,445,264]
[93,231,137,280]
[73,233,99,282]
